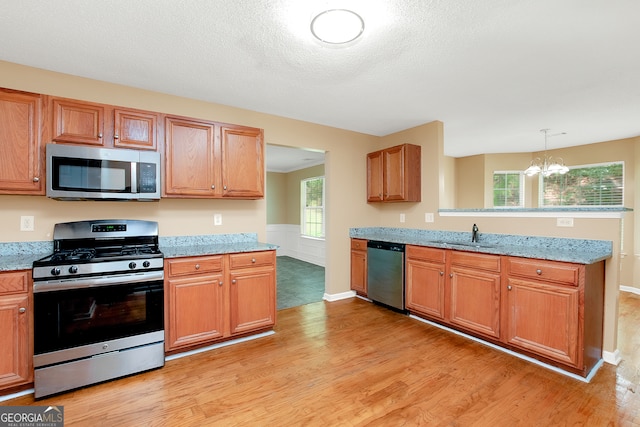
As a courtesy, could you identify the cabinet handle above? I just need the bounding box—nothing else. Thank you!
[232,279,237,284]
[98,133,103,138]
[33,177,39,182]
[251,258,256,263]
[19,307,26,313]
[211,185,215,189]
[536,269,542,275]
[195,264,200,270]
[223,185,227,190]
[449,273,453,278]
[439,271,444,276]
[507,285,512,290]
[114,134,119,139]
[219,281,224,286]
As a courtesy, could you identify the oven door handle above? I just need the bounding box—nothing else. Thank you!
[33,271,164,293]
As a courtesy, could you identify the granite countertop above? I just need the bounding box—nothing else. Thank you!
[0,234,278,272]
[350,227,612,265]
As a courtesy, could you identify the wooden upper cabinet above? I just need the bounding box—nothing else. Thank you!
[367,143,421,202]
[220,125,264,198]
[164,116,216,197]
[52,98,105,146]
[164,116,265,199]
[113,108,158,150]
[0,89,44,194]
[50,97,159,150]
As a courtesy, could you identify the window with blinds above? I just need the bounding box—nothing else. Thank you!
[540,162,624,206]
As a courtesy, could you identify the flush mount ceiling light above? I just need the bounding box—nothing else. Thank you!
[310,9,364,44]
[524,129,570,177]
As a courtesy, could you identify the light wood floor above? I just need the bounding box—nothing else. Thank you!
[5,293,640,426]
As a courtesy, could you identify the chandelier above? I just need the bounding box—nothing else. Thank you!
[524,129,569,177]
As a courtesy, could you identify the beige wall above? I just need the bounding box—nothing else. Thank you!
[0,60,631,357]
[266,172,287,224]
[266,164,325,225]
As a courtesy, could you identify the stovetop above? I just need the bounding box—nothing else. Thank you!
[32,219,164,283]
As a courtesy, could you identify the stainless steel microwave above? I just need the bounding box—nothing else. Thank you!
[46,143,161,201]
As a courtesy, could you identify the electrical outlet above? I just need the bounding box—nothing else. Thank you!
[20,216,35,231]
[400,213,405,223]
[425,213,434,223]
[214,213,222,226]
[557,217,574,227]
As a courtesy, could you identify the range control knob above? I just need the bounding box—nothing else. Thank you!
[51,267,61,276]
[143,261,151,268]
[129,262,137,270]
[69,265,78,274]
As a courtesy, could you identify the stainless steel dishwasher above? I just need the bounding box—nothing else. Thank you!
[367,240,406,311]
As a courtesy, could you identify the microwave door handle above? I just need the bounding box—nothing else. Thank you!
[131,161,138,194]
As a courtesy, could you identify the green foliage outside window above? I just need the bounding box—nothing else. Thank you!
[541,162,623,206]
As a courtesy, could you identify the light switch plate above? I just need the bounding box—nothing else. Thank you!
[425,213,434,223]
[400,213,405,223]
[214,213,222,226]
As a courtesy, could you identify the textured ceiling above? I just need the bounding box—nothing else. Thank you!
[1,0,639,159]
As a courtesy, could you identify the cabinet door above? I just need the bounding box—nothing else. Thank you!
[164,117,216,197]
[366,150,384,202]
[220,125,264,198]
[229,266,276,335]
[0,90,43,194]
[0,293,32,389]
[383,144,407,201]
[406,259,445,320]
[52,98,105,145]
[166,274,225,350]
[350,249,367,295]
[505,277,579,367]
[449,266,501,338]
[114,109,158,150]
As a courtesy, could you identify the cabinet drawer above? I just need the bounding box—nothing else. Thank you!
[406,245,446,263]
[506,258,580,286]
[167,256,223,277]
[351,239,367,251]
[450,251,500,272]
[229,251,274,269]
[0,271,30,295]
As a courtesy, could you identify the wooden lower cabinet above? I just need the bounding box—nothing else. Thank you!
[228,251,276,335]
[350,239,367,295]
[449,251,501,339]
[165,251,276,353]
[0,271,32,391]
[503,257,604,374]
[405,246,605,376]
[405,246,446,320]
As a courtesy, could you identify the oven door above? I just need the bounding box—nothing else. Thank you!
[33,280,164,356]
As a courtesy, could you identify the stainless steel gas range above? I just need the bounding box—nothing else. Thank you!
[32,219,165,398]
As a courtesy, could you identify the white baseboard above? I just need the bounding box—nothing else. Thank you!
[620,285,640,295]
[603,349,622,365]
[323,291,356,302]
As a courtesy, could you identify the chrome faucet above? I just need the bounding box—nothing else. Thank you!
[472,224,479,242]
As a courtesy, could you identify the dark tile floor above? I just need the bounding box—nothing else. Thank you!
[276,256,325,310]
